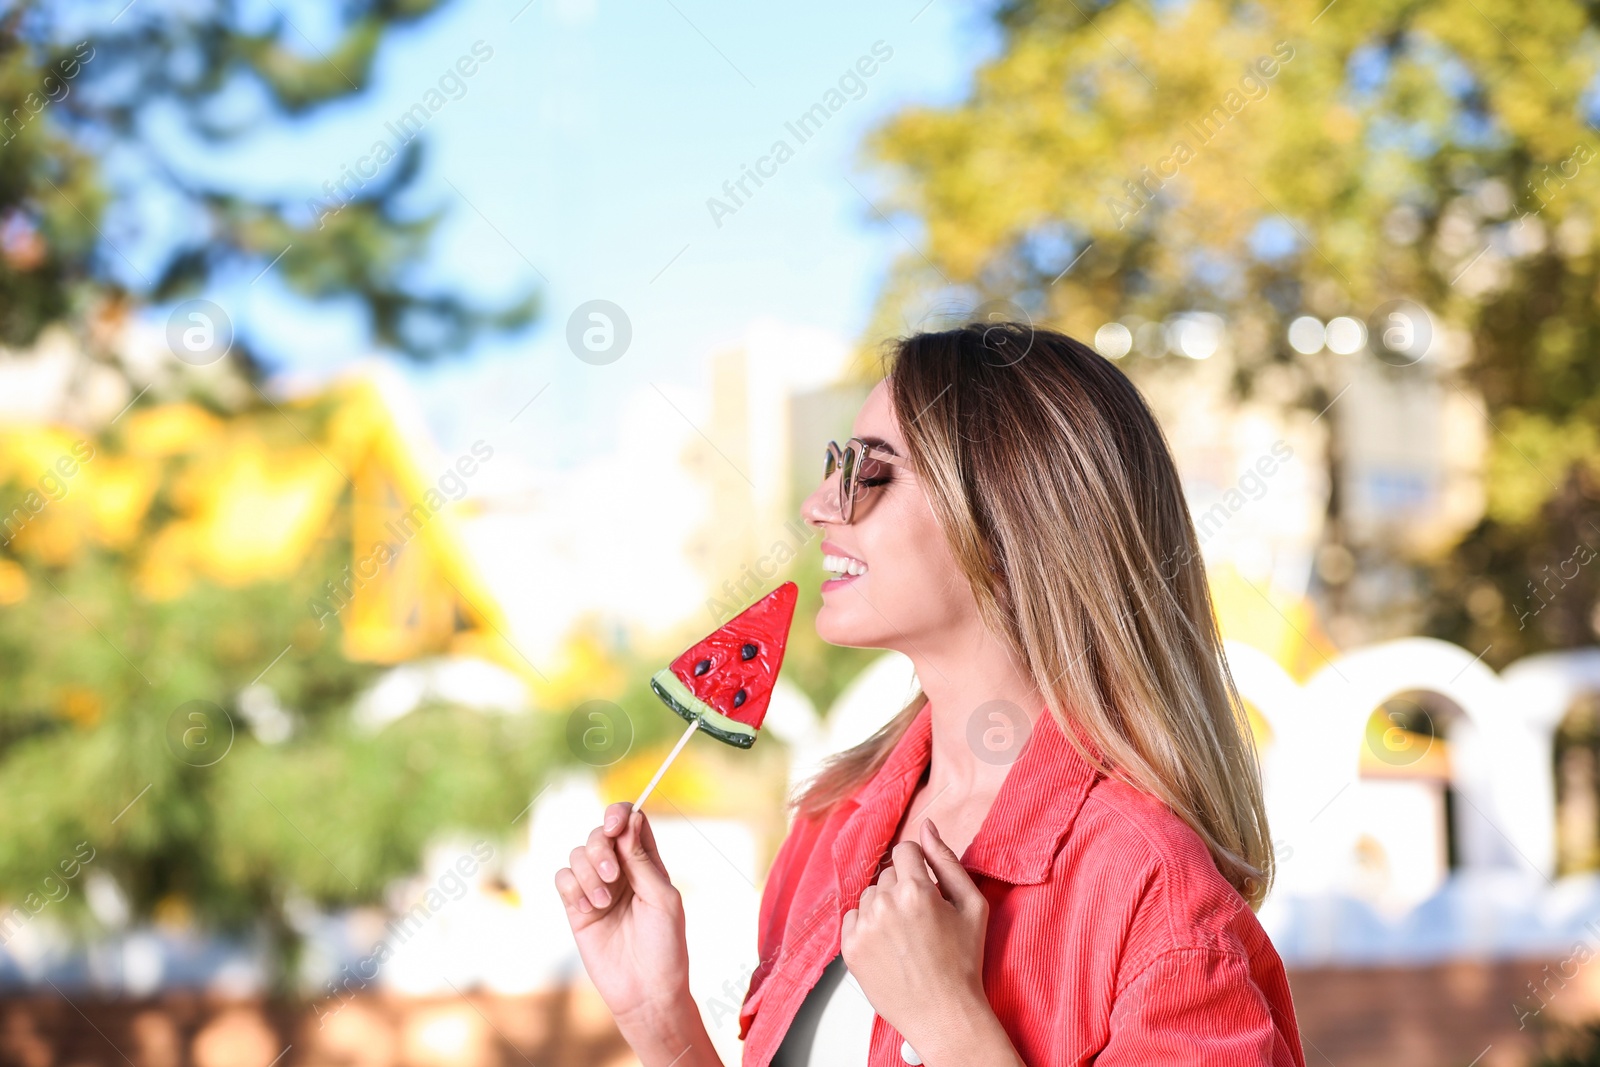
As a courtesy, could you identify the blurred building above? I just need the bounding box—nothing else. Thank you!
[684,319,859,610]
[0,370,528,685]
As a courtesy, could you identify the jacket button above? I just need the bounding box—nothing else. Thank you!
[900,1039,921,1064]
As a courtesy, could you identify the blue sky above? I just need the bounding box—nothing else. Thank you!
[143,0,992,467]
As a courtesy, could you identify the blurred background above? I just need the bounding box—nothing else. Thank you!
[2,0,1600,1065]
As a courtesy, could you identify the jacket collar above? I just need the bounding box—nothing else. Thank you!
[831,697,1105,890]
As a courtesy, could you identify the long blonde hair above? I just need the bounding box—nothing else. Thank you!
[795,322,1275,909]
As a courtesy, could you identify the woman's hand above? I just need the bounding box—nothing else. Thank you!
[554,803,724,1067]
[555,803,691,1025]
[841,819,1008,1063]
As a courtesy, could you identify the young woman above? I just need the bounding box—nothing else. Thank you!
[555,322,1307,1067]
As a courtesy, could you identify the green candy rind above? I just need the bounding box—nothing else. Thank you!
[649,668,758,749]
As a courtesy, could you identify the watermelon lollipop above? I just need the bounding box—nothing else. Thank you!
[650,581,798,748]
[631,581,798,810]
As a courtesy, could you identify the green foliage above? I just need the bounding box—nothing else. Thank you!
[0,544,565,991]
[862,0,1600,661]
[1533,1019,1600,1066]
[0,536,561,938]
[0,0,556,992]
[0,416,564,987]
[0,0,537,366]
[0,17,102,347]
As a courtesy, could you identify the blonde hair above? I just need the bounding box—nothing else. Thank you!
[795,322,1275,908]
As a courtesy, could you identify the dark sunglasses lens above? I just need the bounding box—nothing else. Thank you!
[821,442,863,519]
[841,445,858,518]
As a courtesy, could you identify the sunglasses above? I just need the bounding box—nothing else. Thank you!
[822,438,910,523]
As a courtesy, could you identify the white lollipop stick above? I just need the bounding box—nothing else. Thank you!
[633,717,700,810]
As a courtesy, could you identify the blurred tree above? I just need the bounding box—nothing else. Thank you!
[1532,1018,1600,1065]
[0,398,567,991]
[859,0,1600,663]
[0,0,561,990]
[0,0,536,382]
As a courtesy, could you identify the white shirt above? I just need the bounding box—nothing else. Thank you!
[770,953,875,1066]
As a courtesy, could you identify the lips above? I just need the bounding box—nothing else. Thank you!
[820,540,866,590]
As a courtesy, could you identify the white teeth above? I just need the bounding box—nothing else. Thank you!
[823,553,868,577]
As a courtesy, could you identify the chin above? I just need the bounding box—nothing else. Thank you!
[813,602,865,648]
[813,602,891,651]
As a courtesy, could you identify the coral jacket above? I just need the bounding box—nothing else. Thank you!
[738,700,1306,1066]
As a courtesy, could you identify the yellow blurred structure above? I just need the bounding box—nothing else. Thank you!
[1208,560,1326,751]
[0,378,534,683]
[1207,561,1341,687]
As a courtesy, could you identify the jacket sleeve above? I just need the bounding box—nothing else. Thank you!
[1094,946,1304,1067]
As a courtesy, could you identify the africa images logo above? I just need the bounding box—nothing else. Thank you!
[705,41,893,229]
[306,40,495,229]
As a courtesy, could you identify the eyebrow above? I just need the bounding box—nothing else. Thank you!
[858,435,901,456]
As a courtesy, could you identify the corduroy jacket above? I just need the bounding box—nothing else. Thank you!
[737,700,1306,1066]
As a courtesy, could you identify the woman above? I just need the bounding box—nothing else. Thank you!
[555,322,1307,1066]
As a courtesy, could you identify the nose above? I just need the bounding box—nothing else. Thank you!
[801,467,844,529]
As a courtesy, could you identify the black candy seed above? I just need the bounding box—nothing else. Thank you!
[733,688,747,708]
[740,643,758,660]
[694,658,711,676]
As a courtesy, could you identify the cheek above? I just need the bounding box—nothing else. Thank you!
[874,538,944,606]
[875,500,961,605]
[817,494,972,645]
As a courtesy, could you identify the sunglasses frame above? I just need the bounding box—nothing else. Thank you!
[823,437,910,523]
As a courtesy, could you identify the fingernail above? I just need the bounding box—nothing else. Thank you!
[593,886,611,907]
[576,897,593,913]
[599,859,617,880]
[605,815,619,831]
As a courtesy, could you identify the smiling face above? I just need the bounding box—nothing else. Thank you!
[799,379,982,653]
